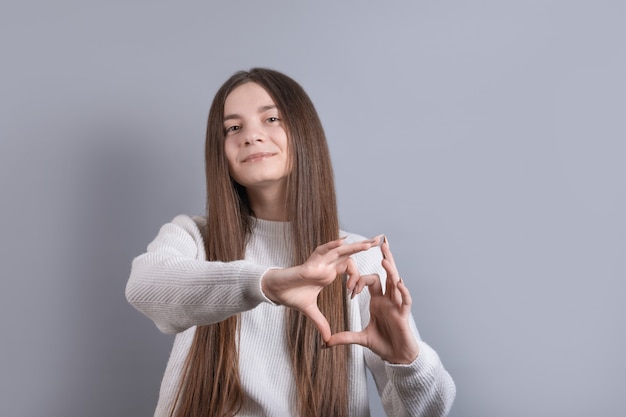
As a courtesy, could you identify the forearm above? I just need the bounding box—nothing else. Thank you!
[126,254,271,333]
[125,215,274,334]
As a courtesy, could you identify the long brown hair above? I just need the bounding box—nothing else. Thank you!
[171,68,349,417]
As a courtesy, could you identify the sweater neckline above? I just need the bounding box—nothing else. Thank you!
[251,217,291,237]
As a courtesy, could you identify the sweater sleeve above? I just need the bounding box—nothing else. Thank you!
[363,319,456,416]
[125,214,273,334]
[350,238,456,417]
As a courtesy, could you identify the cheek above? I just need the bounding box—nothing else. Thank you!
[283,154,293,174]
[223,151,240,181]
[283,143,293,173]
[223,142,237,166]
[278,132,291,167]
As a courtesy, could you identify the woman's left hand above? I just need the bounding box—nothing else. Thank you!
[325,236,420,364]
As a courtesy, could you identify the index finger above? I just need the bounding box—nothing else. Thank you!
[334,236,382,257]
[381,237,401,286]
[317,236,349,254]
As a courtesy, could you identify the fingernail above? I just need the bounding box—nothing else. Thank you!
[384,235,388,245]
[379,235,386,247]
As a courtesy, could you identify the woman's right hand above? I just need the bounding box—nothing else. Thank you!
[261,236,381,341]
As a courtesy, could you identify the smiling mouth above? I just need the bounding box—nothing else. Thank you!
[242,152,276,163]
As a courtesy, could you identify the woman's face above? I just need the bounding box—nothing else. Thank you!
[223,82,291,193]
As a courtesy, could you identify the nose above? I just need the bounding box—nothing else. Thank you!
[243,125,264,146]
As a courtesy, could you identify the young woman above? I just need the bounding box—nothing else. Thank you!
[126,68,455,417]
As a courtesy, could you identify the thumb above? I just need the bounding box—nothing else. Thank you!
[301,304,332,341]
[326,330,368,348]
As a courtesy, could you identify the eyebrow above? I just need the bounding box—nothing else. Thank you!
[223,105,278,122]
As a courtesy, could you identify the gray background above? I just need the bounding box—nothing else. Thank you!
[1,1,624,416]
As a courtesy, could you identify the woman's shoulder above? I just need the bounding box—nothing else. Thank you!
[155,214,206,248]
[168,214,206,230]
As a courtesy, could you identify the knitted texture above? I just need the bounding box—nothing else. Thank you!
[126,215,456,416]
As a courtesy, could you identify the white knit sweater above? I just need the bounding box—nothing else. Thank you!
[126,214,455,416]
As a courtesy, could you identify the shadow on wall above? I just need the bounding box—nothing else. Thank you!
[48,124,182,417]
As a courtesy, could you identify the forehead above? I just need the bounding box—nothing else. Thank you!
[224,82,276,114]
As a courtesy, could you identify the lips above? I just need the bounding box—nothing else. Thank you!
[242,152,276,163]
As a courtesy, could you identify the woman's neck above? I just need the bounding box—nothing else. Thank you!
[246,185,288,221]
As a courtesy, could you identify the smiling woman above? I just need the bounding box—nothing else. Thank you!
[222,83,291,221]
[125,68,456,417]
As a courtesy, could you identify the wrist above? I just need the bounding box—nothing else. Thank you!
[261,268,281,304]
[387,342,420,365]
[261,267,298,304]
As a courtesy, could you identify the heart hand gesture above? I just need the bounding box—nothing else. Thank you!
[261,236,381,341]
[327,236,420,364]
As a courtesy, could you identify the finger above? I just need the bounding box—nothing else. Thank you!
[301,305,332,341]
[330,235,383,264]
[351,273,379,299]
[318,236,348,254]
[381,238,400,286]
[397,278,413,313]
[334,239,377,257]
[385,270,400,304]
[380,236,398,267]
[382,258,401,288]
[325,330,368,348]
[345,257,361,292]
[365,273,383,297]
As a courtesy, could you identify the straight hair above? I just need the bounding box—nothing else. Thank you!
[170,68,349,417]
